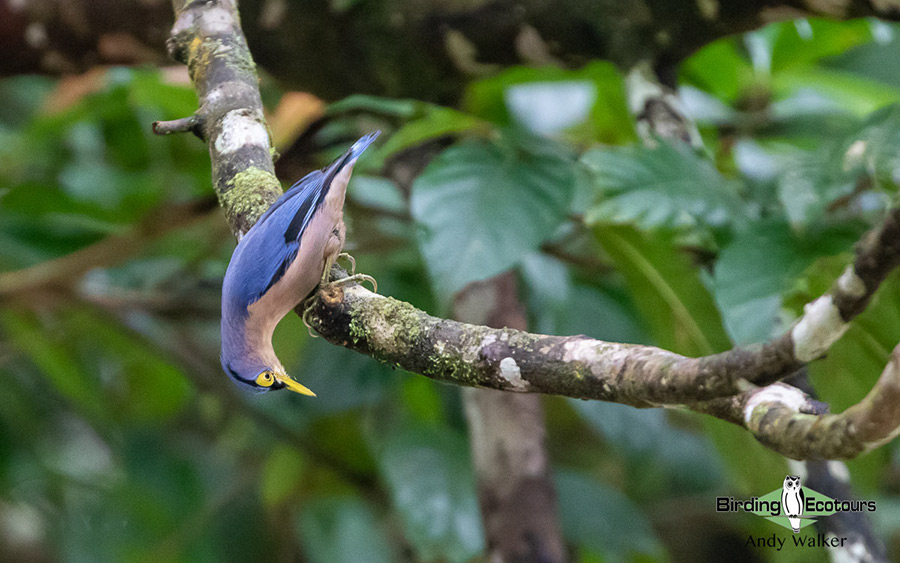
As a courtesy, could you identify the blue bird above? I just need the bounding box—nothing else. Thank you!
[221,132,380,396]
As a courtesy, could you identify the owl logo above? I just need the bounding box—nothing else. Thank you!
[781,475,805,533]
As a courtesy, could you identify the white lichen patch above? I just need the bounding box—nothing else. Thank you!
[830,538,867,563]
[499,357,528,390]
[696,0,719,20]
[562,340,601,367]
[562,340,665,379]
[787,460,807,480]
[481,334,497,348]
[843,140,867,171]
[201,5,235,34]
[744,383,811,425]
[791,295,848,362]
[25,23,47,48]
[625,63,664,115]
[214,110,270,155]
[837,266,866,298]
[827,460,850,483]
[345,285,385,300]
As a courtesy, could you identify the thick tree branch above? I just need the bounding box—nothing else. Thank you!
[693,341,900,460]
[6,0,900,102]
[306,203,900,408]
[154,0,281,237]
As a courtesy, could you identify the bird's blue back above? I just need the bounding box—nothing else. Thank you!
[222,132,379,322]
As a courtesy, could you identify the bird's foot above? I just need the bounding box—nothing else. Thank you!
[336,252,356,275]
[301,298,319,338]
[325,273,377,293]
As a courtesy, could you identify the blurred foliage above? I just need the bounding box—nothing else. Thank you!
[2,16,900,563]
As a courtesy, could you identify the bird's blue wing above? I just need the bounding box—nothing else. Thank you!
[246,171,326,303]
[237,131,381,304]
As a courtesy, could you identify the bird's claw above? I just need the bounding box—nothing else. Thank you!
[336,252,356,275]
[326,273,377,293]
[302,299,319,338]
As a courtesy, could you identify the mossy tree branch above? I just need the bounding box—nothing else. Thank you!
[155,0,281,237]
[159,0,900,462]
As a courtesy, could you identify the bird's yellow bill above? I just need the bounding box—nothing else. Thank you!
[276,375,316,396]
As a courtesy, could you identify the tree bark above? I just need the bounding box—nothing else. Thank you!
[5,0,899,101]
[455,272,566,563]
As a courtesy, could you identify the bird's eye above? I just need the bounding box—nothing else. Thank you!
[255,371,275,387]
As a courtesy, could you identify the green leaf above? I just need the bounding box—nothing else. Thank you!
[713,220,857,345]
[463,61,636,144]
[520,252,651,343]
[554,470,663,561]
[327,94,418,117]
[400,376,446,426]
[594,226,731,356]
[773,67,900,119]
[291,334,397,415]
[375,427,484,562]
[582,141,743,229]
[680,41,751,103]
[347,175,407,214]
[411,136,575,304]
[591,225,790,492]
[377,105,484,159]
[297,496,395,563]
[769,19,874,72]
[700,417,787,494]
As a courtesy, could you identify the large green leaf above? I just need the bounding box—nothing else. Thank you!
[520,252,651,343]
[290,333,397,416]
[554,470,663,561]
[375,426,484,562]
[768,19,874,72]
[594,226,730,356]
[582,141,743,229]
[296,496,395,563]
[411,136,574,304]
[773,67,900,119]
[679,41,751,103]
[377,105,485,159]
[713,220,857,345]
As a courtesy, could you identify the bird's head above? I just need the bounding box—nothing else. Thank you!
[221,357,316,396]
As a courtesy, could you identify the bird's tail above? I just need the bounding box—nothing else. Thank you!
[348,130,381,161]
